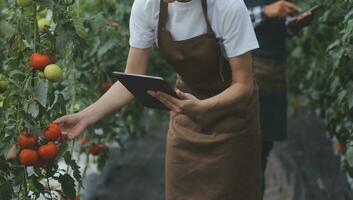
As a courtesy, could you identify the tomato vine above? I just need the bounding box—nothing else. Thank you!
[0,0,153,199]
[289,0,353,181]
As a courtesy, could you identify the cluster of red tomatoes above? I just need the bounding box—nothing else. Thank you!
[30,52,63,82]
[18,122,62,167]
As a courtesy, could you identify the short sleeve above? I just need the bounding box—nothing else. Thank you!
[129,0,155,48]
[220,1,259,58]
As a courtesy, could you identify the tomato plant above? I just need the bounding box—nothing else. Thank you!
[0,0,174,199]
[289,0,353,179]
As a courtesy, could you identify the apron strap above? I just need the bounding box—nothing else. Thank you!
[201,0,214,35]
[158,0,168,32]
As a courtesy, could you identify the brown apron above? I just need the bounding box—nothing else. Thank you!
[253,56,288,141]
[253,56,286,94]
[158,0,262,199]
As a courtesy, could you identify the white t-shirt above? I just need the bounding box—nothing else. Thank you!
[129,0,259,58]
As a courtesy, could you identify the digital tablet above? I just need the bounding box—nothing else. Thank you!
[287,5,321,24]
[113,72,178,110]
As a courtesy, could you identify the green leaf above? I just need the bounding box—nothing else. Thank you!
[64,151,72,165]
[58,174,76,199]
[72,12,89,41]
[44,162,59,178]
[30,175,45,194]
[35,79,49,107]
[70,159,82,186]
[97,155,106,171]
[23,120,42,136]
[0,180,13,200]
[97,40,116,60]
[28,102,40,118]
[337,90,347,104]
[348,92,353,109]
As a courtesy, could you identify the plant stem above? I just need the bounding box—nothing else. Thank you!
[23,167,28,199]
[33,0,39,52]
[46,177,53,200]
[18,183,22,200]
[79,152,90,194]
[66,140,76,173]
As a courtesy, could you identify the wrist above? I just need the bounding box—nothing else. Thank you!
[200,99,216,114]
[79,106,99,126]
[263,5,272,18]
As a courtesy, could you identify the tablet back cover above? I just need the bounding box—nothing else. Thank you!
[115,73,177,110]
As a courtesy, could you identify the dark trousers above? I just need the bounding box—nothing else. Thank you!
[261,140,274,197]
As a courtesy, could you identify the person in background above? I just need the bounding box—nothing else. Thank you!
[244,0,315,196]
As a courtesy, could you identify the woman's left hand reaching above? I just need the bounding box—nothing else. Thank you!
[149,89,208,115]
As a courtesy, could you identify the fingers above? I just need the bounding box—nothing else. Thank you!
[54,115,68,124]
[62,123,85,140]
[176,89,195,99]
[155,91,182,106]
[176,90,187,99]
[158,95,180,112]
[148,90,182,112]
[284,1,300,13]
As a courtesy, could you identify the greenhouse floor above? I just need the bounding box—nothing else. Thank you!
[84,108,353,200]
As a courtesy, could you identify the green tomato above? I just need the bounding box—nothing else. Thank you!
[37,9,48,18]
[0,21,16,36]
[0,74,9,92]
[0,74,6,80]
[17,0,33,7]
[0,80,9,92]
[44,64,63,82]
[0,94,5,108]
[38,18,50,31]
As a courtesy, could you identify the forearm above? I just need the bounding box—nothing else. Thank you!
[80,47,150,125]
[81,82,134,125]
[203,52,254,113]
[202,80,254,113]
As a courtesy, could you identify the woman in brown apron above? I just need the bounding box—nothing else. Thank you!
[55,0,262,199]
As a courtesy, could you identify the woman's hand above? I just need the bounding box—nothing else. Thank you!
[288,11,314,33]
[54,113,89,140]
[149,89,208,115]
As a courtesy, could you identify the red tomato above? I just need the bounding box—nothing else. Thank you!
[38,143,58,161]
[19,149,39,166]
[90,144,101,156]
[336,140,345,154]
[18,131,38,149]
[43,122,62,142]
[30,52,50,70]
[90,144,109,156]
